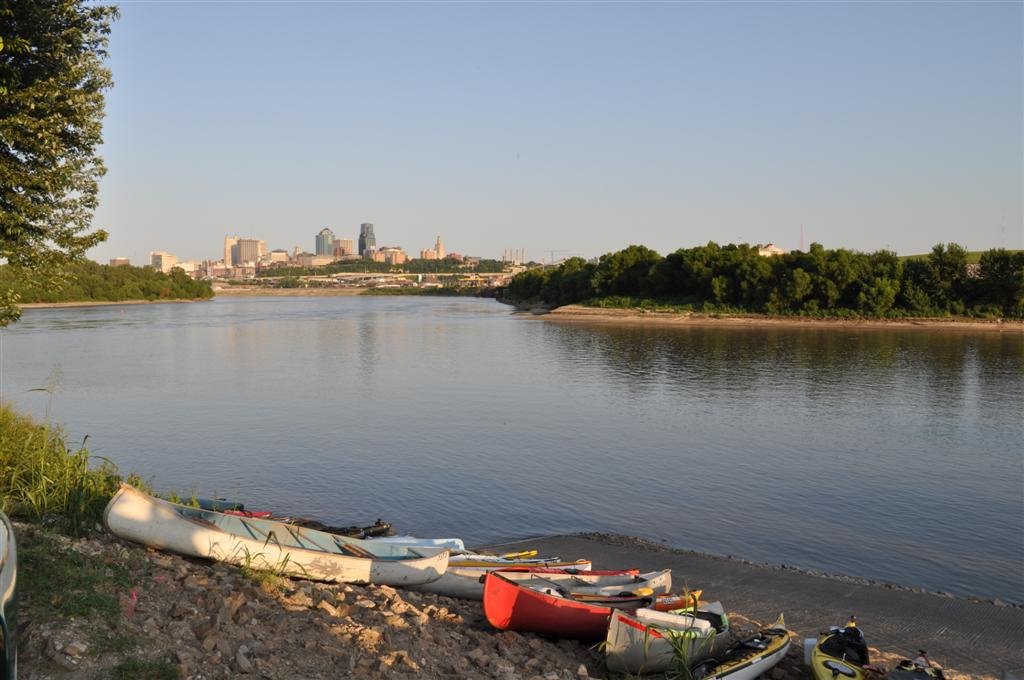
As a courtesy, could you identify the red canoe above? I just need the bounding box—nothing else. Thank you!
[483,567,650,640]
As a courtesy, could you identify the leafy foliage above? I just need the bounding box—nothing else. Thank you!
[0,1,119,325]
[0,260,213,303]
[504,242,1024,319]
[0,404,146,535]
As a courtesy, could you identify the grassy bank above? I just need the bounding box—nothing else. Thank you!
[0,404,142,535]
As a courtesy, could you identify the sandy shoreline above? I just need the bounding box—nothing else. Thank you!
[529,304,1024,333]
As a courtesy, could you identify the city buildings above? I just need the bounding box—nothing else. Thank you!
[109,257,130,267]
[757,243,787,257]
[315,228,335,256]
[359,223,376,256]
[372,246,408,265]
[149,251,178,273]
[333,238,355,257]
[420,235,446,260]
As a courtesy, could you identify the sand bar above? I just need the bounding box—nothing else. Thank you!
[526,304,1024,333]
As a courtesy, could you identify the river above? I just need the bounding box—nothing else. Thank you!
[3,296,1022,602]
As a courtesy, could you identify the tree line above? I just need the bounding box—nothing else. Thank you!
[0,260,214,304]
[503,243,1024,318]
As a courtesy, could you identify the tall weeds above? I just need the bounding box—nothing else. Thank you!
[0,404,140,535]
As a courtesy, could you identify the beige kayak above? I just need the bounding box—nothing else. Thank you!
[103,484,449,585]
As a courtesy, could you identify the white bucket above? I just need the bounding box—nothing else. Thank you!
[803,638,816,666]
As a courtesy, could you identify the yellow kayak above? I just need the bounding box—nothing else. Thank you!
[809,617,875,680]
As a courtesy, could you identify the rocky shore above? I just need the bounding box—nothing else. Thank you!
[18,523,997,680]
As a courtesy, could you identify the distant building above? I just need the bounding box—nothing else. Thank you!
[358,223,376,256]
[420,235,446,260]
[373,246,408,266]
[224,236,239,266]
[757,243,787,257]
[333,238,355,257]
[296,253,335,268]
[268,249,289,263]
[149,251,178,273]
[109,257,130,267]
[315,228,335,256]
[232,238,261,266]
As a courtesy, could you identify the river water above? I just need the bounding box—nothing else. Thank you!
[2,296,1022,602]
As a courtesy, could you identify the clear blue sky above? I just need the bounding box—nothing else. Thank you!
[90,1,1023,264]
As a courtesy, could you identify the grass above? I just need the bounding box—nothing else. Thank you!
[16,525,134,621]
[0,404,149,535]
[109,657,180,680]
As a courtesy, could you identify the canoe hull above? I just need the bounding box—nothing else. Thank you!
[104,484,448,586]
[483,568,665,640]
[604,606,731,674]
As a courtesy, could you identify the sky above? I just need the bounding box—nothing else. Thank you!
[89,1,1024,265]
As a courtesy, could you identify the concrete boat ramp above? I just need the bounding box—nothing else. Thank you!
[486,534,1023,678]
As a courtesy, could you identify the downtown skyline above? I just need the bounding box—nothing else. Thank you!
[88,2,1022,266]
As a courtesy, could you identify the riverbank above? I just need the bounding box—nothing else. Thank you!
[19,298,208,310]
[212,287,369,297]
[16,522,1018,679]
[530,304,1024,333]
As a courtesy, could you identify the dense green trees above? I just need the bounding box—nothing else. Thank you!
[0,1,119,325]
[0,260,213,303]
[504,243,1024,319]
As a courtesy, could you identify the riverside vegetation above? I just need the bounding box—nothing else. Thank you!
[503,242,1024,319]
[0,261,214,306]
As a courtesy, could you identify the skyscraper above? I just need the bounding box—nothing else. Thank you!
[435,235,445,259]
[224,236,239,266]
[358,223,376,256]
[315,228,335,256]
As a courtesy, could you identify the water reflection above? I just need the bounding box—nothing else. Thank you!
[3,299,1022,602]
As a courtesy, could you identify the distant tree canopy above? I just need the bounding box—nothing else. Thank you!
[0,260,213,303]
[503,243,1024,319]
[0,1,119,325]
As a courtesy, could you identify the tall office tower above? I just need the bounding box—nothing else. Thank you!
[257,240,267,259]
[224,236,239,266]
[358,223,376,256]
[315,228,335,256]
[233,239,261,265]
[435,235,445,259]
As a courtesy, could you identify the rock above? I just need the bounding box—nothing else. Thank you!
[64,641,87,658]
[192,617,215,640]
[993,598,1007,607]
[202,633,220,653]
[236,645,254,674]
[384,615,409,629]
[183,574,209,591]
[355,598,376,609]
[770,668,786,680]
[317,600,340,617]
[169,600,192,618]
[577,664,589,678]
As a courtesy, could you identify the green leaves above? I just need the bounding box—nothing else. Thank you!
[0,1,119,326]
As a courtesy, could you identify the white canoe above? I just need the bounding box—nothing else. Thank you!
[605,602,732,674]
[369,536,467,552]
[103,484,449,586]
[408,560,593,600]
